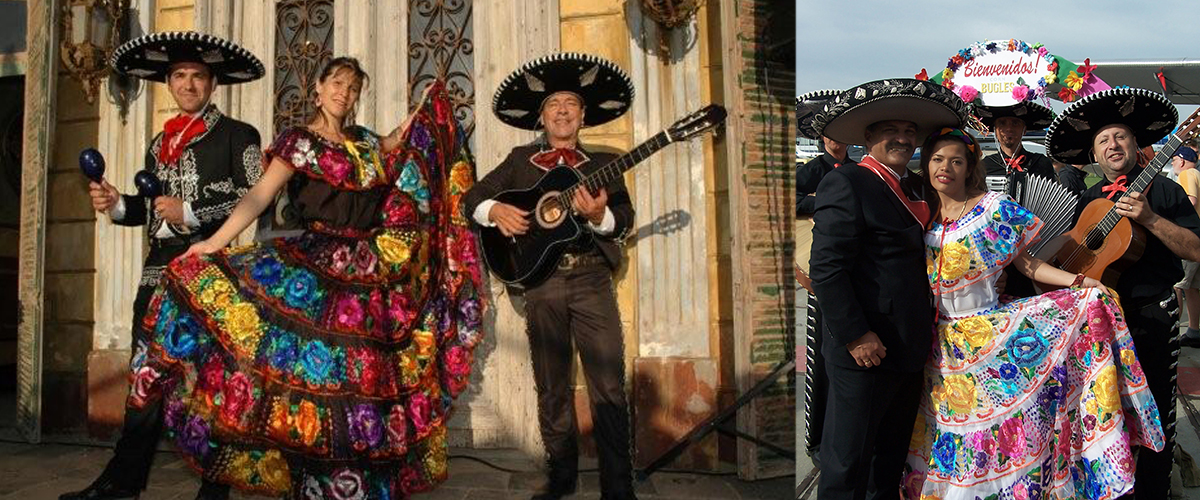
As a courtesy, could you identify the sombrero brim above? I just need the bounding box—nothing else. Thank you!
[814,79,967,145]
[492,52,634,131]
[796,89,840,140]
[974,101,1055,129]
[1046,88,1177,165]
[111,31,264,84]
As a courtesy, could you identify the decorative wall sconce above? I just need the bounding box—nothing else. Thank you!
[60,0,127,103]
[640,0,703,29]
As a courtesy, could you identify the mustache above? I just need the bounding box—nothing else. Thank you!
[885,140,912,151]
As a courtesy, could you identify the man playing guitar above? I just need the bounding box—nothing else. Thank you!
[463,53,637,500]
[1047,88,1200,499]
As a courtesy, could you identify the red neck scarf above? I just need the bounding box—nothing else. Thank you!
[860,155,931,228]
[1004,154,1026,172]
[158,112,208,165]
[1101,175,1129,200]
[531,147,584,170]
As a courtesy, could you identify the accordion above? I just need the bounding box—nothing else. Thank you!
[987,173,1080,256]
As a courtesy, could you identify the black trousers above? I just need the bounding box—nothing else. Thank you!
[523,262,634,497]
[1119,294,1180,500]
[106,243,221,493]
[817,363,923,500]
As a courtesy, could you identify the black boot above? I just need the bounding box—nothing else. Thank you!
[530,477,577,500]
[58,474,139,500]
[194,480,230,500]
[530,458,578,500]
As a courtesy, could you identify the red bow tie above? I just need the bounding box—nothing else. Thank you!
[531,148,583,169]
[1004,154,1025,172]
[1101,175,1129,200]
[159,112,208,165]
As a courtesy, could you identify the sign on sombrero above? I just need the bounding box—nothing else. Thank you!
[796,89,841,141]
[974,100,1055,130]
[111,31,264,84]
[492,52,634,131]
[1046,87,1177,165]
[813,78,968,145]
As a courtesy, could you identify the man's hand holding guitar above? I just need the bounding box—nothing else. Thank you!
[488,203,530,237]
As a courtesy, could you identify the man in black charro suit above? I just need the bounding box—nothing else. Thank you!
[64,31,265,500]
[808,78,967,500]
[463,53,637,500]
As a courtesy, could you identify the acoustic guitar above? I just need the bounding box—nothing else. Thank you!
[479,104,727,287]
[1035,108,1200,286]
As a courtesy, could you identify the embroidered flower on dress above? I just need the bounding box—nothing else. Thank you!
[257,450,291,492]
[408,392,431,434]
[299,340,336,385]
[375,233,412,265]
[179,415,211,459]
[284,270,319,309]
[933,433,958,473]
[252,257,285,287]
[1006,326,1049,367]
[347,404,384,451]
[163,314,202,359]
[943,375,977,415]
[998,417,1026,458]
[938,241,971,282]
[387,404,409,452]
[221,371,254,427]
[296,399,322,447]
[334,295,365,330]
[1095,365,1120,413]
[329,468,367,500]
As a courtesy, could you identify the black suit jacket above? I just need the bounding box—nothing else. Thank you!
[462,143,635,271]
[809,164,933,373]
[115,104,262,240]
[796,153,850,216]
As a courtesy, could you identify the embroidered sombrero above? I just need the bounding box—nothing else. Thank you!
[796,89,841,140]
[492,52,634,131]
[111,31,265,84]
[1046,87,1177,165]
[813,78,967,145]
[973,101,1055,130]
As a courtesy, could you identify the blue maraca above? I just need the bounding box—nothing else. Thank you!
[133,171,163,198]
[79,148,105,182]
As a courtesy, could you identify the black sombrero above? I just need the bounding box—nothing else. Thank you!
[796,89,840,140]
[492,52,634,131]
[1046,88,1177,165]
[111,31,265,84]
[973,101,1055,130]
[813,78,967,145]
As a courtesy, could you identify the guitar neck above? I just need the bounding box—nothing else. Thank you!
[1089,134,1184,241]
[561,132,672,199]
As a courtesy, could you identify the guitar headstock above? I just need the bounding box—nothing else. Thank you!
[1177,107,1200,142]
[666,104,728,142]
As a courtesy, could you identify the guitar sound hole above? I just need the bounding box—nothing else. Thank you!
[535,191,568,229]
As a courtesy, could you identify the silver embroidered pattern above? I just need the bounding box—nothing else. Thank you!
[243,144,264,186]
[524,71,546,92]
[139,266,166,287]
[1119,97,1135,117]
[580,64,599,86]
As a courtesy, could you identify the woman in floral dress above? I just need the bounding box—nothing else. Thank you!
[903,128,1164,499]
[127,57,484,498]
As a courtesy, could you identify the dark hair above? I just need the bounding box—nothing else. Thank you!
[919,129,984,214]
[310,56,370,129]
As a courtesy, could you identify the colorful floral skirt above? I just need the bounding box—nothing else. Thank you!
[904,288,1164,500]
[130,227,483,499]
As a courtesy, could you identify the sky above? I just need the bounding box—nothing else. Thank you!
[794,0,1200,116]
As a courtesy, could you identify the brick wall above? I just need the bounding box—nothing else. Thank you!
[725,0,796,479]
